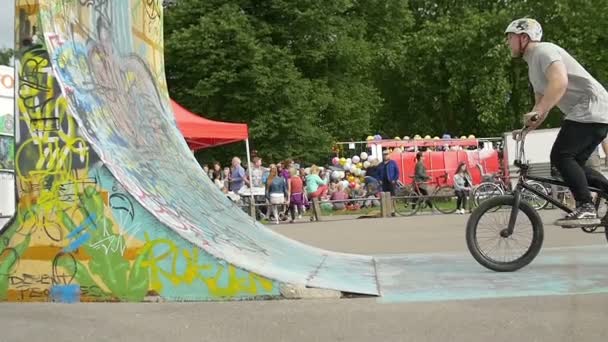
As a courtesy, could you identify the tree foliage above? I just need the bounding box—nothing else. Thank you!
[0,48,13,65]
[164,0,608,165]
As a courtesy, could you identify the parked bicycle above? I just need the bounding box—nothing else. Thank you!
[393,172,458,216]
[472,166,549,210]
[466,119,608,272]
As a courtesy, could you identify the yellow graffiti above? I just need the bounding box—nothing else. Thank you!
[140,234,275,298]
[16,45,92,218]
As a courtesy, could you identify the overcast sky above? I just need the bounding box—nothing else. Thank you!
[0,0,15,49]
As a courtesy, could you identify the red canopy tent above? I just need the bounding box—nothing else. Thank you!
[170,99,249,151]
[171,99,256,203]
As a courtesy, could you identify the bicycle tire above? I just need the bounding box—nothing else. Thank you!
[394,196,420,216]
[472,182,504,207]
[432,185,458,214]
[521,180,549,210]
[585,196,608,233]
[466,195,544,272]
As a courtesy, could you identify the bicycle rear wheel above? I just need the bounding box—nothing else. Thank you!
[584,196,608,233]
[466,195,544,272]
[394,196,420,216]
[432,185,458,214]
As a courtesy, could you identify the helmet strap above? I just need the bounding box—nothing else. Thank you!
[519,35,529,56]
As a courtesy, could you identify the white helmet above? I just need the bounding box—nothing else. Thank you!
[505,18,543,42]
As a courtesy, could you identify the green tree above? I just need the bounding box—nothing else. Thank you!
[0,48,13,65]
[164,0,608,163]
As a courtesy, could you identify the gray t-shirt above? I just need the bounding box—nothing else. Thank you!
[524,42,608,124]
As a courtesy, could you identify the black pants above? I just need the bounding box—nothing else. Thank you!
[382,181,396,195]
[455,189,468,210]
[550,120,608,205]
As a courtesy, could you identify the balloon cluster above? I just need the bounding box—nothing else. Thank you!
[330,150,385,188]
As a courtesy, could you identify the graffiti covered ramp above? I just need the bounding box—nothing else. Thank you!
[25,0,379,298]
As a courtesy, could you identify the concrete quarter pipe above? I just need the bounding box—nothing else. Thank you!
[0,0,377,302]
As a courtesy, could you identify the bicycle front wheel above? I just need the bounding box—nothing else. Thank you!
[472,182,504,207]
[466,195,544,272]
[432,185,458,214]
[521,180,549,210]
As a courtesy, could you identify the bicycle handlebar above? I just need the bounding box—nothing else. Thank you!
[513,113,539,167]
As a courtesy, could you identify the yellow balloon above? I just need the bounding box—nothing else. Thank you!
[339,157,346,165]
[366,135,374,141]
[356,162,363,169]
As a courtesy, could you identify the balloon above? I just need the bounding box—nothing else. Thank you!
[339,157,346,166]
[394,136,401,140]
[360,170,366,177]
[468,134,476,139]
[331,171,341,180]
[424,135,431,139]
[353,168,361,176]
[332,157,339,166]
[433,136,440,140]
[346,158,352,165]
[339,171,346,179]
[363,161,371,168]
[460,136,467,139]
[442,134,451,139]
[360,152,368,160]
[342,180,350,189]
[349,182,356,189]
[348,175,355,183]
[349,165,357,174]
[403,136,410,140]
[356,162,363,169]
[374,134,382,140]
[352,155,360,164]
[414,134,422,140]
[366,135,374,141]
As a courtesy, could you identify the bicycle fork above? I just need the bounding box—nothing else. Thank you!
[504,183,523,237]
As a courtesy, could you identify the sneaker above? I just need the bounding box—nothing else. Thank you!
[554,202,600,227]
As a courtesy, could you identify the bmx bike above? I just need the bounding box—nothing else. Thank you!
[466,120,608,272]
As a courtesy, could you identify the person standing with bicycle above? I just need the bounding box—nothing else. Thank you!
[414,151,433,209]
[377,149,400,215]
[506,18,608,226]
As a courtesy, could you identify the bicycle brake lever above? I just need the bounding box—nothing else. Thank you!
[512,129,522,141]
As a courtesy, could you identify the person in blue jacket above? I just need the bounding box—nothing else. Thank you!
[378,149,400,195]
